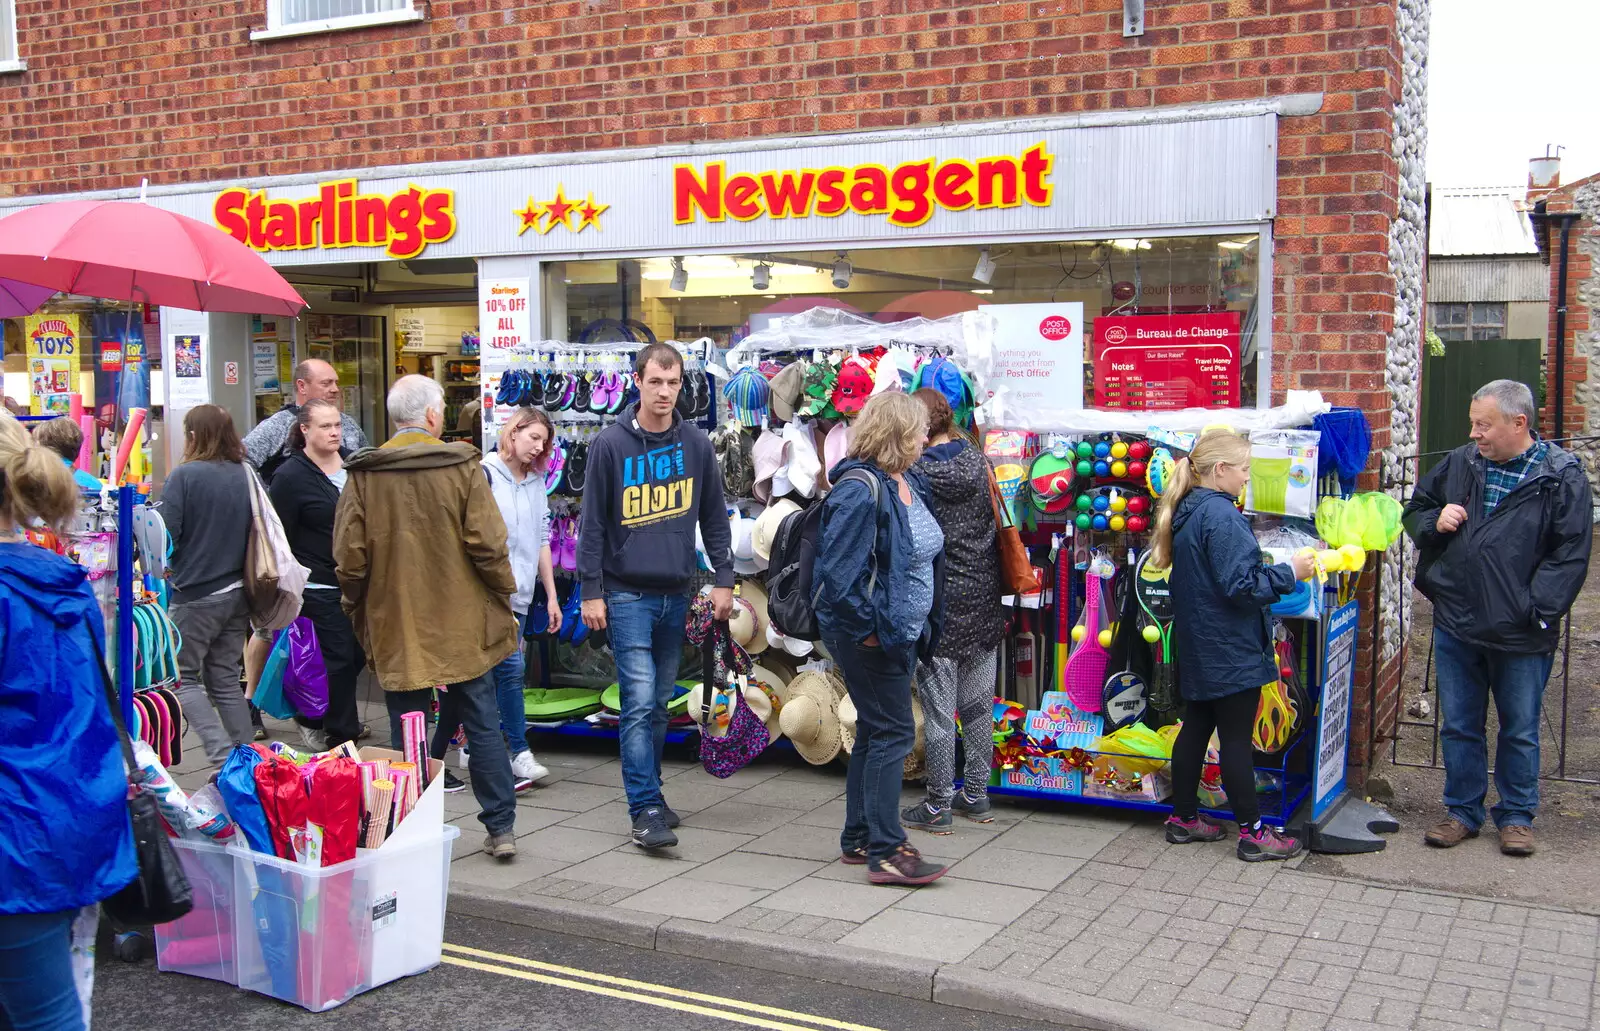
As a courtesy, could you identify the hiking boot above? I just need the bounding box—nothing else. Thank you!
[868,844,948,886]
[510,750,549,792]
[840,844,868,865]
[1237,823,1304,862]
[1499,824,1536,856]
[632,807,678,850]
[442,771,467,794]
[661,804,681,830]
[1423,818,1479,848]
[1165,813,1227,844]
[901,800,954,835]
[484,832,517,860]
[951,789,995,823]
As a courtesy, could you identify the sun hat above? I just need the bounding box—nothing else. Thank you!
[751,429,790,504]
[768,362,806,423]
[831,355,875,417]
[728,581,771,655]
[688,679,776,738]
[746,663,788,738]
[777,671,842,765]
[723,366,771,428]
[730,509,766,574]
[766,622,814,658]
[751,498,802,561]
[779,418,821,499]
[822,422,852,490]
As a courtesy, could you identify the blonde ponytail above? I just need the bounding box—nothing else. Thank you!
[1146,429,1253,569]
[0,413,80,529]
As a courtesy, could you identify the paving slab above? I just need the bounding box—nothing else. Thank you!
[557,850,698,890]
[891,878,1047,924]
[680,799,799,835]
[616,876,772,921]
[839,908,1004,964]
[947,844,1088,890]
[758,876,910,922]
[679,851,828,890]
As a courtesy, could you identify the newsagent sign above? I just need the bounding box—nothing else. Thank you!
[120,114,1277,266]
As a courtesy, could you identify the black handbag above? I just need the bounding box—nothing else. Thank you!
[90,628,194,927]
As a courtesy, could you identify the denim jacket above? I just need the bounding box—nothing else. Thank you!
[814,458,945,662]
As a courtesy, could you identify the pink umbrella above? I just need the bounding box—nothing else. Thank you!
[0,278,54,318]
[0,200,306,316]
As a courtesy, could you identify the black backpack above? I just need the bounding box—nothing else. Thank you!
[765,469,880,642]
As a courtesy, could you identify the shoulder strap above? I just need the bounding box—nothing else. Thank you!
[87,618,138,781]
[837,468,883,597]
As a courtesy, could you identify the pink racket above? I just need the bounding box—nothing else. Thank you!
[1062,567,1110,713]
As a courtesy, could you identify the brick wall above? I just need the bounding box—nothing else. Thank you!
[1539,174,1598,441]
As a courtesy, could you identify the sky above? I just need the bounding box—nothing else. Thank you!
[1427,0,1598,189]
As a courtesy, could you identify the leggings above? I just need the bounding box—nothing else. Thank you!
[1169,686,1262,827]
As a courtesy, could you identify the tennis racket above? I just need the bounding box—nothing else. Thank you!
[1133,551,1178,714]
[1062,563,1112,713]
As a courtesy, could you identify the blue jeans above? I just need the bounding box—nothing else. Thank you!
[1434,630,1555,831]
[826,636,915,860]
[0,910,82,1031]
[493,612,529,754]
[384,675,517,836]
[607,590,688,818]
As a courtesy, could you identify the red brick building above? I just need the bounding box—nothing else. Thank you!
[1529,162,1599,446]
[0,0,1430,782]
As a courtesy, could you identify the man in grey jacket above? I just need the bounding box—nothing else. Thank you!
[1403,379,1593,857]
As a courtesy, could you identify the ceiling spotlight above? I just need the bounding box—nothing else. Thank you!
[752,262,771,291]
[831,252,852,290]
[973,247,996,284]
[669,256,687,292]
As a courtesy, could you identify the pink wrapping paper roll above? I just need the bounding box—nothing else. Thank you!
[113,407,147,485]
[76,414,96,474]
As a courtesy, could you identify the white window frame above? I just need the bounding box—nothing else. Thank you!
[0,0,25,74]
[251,0,423,42]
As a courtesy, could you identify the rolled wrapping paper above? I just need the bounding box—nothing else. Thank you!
[75,414,95,475]
[390,762,419,814]
[391,770,413,829]
[130,739,235,840]
[69,393,82,421]
[331,740,361,761]
[112,407,146,485]
[401,711,429,788]
[364,780,394,849]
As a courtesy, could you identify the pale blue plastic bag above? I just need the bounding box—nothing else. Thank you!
[252,630,293,721]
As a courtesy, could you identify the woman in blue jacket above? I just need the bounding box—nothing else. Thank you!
[1148,430,1314,862]
[0,413,137,1030]
[815,392,946,887]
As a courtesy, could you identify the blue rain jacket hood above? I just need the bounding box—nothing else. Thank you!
[1168,488,1296,702]
[814,458,945,662]
[0,545,138,914]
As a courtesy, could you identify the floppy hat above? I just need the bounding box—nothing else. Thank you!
[768,362,806,423]
[736,579,772,654]
[838,694,856,756]
[766,622,814,658]
[728,593,770,655]
[688,679,777,739]
[752,498,802,561]
[777,671,842,765]
[745,663,788,738]
[780,418,821,499]
[822,422,852,491]
[751,429,790,504]
[730,509,766,574]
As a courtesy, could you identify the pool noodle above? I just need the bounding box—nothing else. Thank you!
[113,407,146,484]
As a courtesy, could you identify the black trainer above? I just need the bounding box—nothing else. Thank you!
[442,771,467,794]
[951,789,995,823]
[661,804,681,829]
[900,800,954,835]
[868,844,947,886]
[632,807,678,849]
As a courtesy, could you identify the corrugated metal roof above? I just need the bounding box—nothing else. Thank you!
[1430,186,1539,256]
[1427,257,1548,302]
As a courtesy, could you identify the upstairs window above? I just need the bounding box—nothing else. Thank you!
[1431,302,1507,342]
[1,0,23,72]
[254,0,423,41]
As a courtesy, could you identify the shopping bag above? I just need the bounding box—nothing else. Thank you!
[253,631,294,721]
[283,618,329,720]
[244,465,309,631]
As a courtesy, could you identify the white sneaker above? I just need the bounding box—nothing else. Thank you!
[510,750,549,790]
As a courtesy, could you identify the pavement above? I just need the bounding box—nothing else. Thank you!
[161,697,1600,1031]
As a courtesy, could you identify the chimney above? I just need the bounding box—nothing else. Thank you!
[1528,150,1563,205]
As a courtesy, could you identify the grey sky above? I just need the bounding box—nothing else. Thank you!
[1427,0,1597,189]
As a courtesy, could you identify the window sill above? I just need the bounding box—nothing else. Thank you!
[0,59,26,75]
[250,7,422,42]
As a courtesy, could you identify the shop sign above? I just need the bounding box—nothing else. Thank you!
[480,278,530,351]
[673,144,1053,229]
[212,180,457,259]
[1313,600,1360,820]
[1091,312,1240,410]
[979,302,1085,424]
[25,314,80,415]
[100,341,124,371]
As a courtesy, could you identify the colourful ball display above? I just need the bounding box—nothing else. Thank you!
[1072,625,1086,643]
[1098,629,1114,648]
[1092,495,1110,512]
[1093,441,1111,458]
[1092,514,1109,531]
[1128,461,1147,479]
[1111,461,1128,478]
[1109,514,1127,532]
[1127,515,1149,533]
[1126,495,1148,515]
[1109,495,1127,513]
[1076,441,1094,459]
[1076,459,1093,476]
[1075,493,1092,511]
[1094,460,1111,477]
[1128,441,1151,460]
[1142,624,1161,643]
[1075,513,1092,530]
[1110,442,1129,459]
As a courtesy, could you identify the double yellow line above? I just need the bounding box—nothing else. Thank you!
[441,944,884,1031]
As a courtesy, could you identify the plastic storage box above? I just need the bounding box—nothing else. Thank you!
[157,825,461,1012]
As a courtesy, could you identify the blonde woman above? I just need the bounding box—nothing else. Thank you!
[1148,430,1315,861]
[815,391,947,886]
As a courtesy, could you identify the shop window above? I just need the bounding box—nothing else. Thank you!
[0,0,23,72]
[253,0,422,40]
[1430,302,1506,342]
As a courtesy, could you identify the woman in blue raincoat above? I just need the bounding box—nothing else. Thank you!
[0,413,137,1030]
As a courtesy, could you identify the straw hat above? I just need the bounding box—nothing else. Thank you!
[752,498,802,561]
[727,594,770,655]
[777,671,841,765]
[687,679,777,739]
[738,579,772,653]
[745,663,788,738]
[837,691,925,779]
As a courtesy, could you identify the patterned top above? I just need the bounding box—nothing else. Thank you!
[1483,440,1547,515]
[902,490,945,634]
[915,441,1006,662]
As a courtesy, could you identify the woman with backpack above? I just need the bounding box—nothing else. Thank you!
[0,413,136,1031]
[900,389,1005,834]
[266,399,366,751]
[814,391,947,887]
[1148,430,1315,861]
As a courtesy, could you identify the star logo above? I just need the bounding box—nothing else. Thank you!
[541,184,576,234]
[515,198,544,236]
[576,192,610,232]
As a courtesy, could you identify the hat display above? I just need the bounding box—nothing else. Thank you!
[777,671,842,765]
[730,509,766,575]
[768,361,806,423]
[780,418,821,499]
[713,424,755,499]
[799,361,839,420]
[723,367,770,428]
[745,663,788,737]
[830,355,875,417]
[766,622,814,658]
[751,429,790,504]
[752,498,802,561]
[728,581,771,655]
[688,679,776,739]
[822,422,852,489]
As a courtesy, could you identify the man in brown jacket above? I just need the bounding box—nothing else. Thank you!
[334,374,520,859]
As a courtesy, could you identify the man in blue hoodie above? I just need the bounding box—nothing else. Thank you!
[579,343,734,849]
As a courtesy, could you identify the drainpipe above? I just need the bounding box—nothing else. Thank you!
[1552,214,1578,438]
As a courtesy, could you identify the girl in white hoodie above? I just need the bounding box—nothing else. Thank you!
[482,407,563,789]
